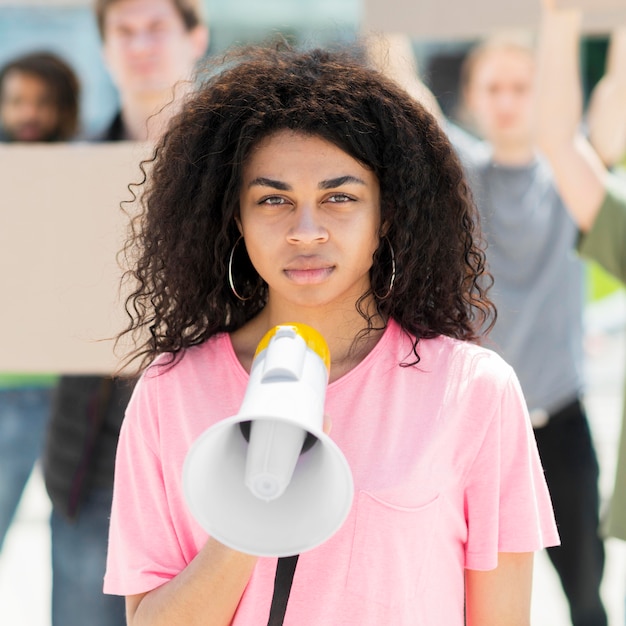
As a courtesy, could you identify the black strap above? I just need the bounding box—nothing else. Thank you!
[267,555,299,626]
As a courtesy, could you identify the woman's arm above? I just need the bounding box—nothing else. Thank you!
[588,26,626,167]
[534,0,608,232]
[465,552,534,626]
[126,538,257,626]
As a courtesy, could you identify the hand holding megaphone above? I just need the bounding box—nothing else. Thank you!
[183,324,354,557]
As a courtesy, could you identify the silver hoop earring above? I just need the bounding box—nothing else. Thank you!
[373,236,396,300]
[228,236,252,301]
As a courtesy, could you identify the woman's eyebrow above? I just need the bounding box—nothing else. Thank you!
[319,175,366,189]
[247,177,291,190]
[247,175,366,190]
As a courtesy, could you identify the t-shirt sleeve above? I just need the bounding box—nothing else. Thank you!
[578,175,626,284]
[463,369,560,571]
[104,370,189,596]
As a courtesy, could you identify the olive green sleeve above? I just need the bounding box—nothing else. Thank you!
[578,176,626,283]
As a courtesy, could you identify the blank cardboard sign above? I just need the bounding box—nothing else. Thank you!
[363,0,538,39]
[362,0,626,39]
[558,0,626,33]
[0,142,151,374]
[558,0,625,8]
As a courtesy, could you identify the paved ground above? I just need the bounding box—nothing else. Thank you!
[1,294,626,625]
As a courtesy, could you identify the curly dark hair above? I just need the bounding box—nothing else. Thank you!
[118,41,495,372]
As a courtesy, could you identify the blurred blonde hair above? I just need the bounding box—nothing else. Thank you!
[459,31,535,94]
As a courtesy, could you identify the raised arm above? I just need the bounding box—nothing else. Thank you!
[365,32,444,122]
[587,26,626,167]
[534,0,608,232]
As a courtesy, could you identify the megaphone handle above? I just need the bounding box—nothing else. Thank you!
[267,554,300,626]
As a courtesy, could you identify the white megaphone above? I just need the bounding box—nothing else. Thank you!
[182,323,354,557]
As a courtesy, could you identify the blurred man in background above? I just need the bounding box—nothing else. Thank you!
[42,2,208,625]
[96,0,208,140]
[369,29,608,626]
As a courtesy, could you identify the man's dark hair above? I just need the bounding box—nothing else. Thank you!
[94,0,204,39]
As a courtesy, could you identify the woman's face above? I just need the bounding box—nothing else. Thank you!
[237,130,382,313]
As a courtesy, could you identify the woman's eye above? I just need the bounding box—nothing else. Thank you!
[260,196,286,206]
[327,193,353,203]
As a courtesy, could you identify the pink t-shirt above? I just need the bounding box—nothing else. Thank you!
[104,320,558,624]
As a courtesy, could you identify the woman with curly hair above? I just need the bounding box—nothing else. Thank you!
[104,42,558,625]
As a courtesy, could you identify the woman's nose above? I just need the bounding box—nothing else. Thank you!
[287,204,328,244]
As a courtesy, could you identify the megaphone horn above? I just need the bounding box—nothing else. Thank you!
[182,323,354,557]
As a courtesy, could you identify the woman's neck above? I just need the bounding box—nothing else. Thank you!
[231,301,386,383]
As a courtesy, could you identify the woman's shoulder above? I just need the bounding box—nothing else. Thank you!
[417,333,515,385]
[382,323,516,394]
[124,333,247,435]
[142,333,238,382]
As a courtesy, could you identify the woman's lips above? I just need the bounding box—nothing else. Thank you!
[283,263,334,284]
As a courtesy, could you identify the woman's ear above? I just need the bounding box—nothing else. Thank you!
[380,220,390,237]
[234,215,243,235]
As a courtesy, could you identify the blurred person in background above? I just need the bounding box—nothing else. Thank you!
[535,2,626,619]
[0,51,80,142]
[0,50,80,558]
[368,25,608,626]
[95,0,209,140]
[42,2,208,625]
